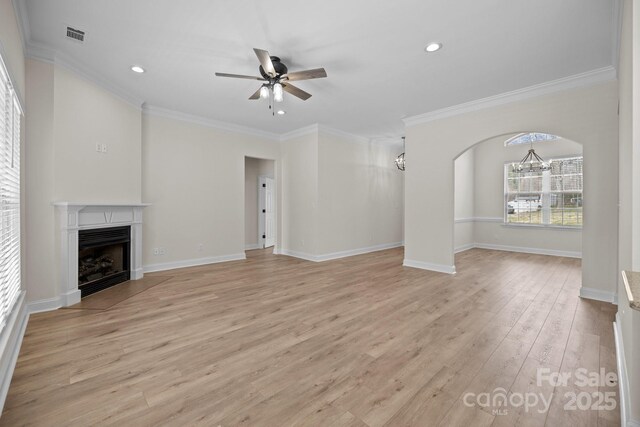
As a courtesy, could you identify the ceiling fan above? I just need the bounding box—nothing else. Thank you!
[215,48,327,114]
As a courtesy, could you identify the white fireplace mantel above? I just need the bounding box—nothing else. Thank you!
[54,202,150,306]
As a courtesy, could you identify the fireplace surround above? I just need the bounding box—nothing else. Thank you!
[54,203,149,306]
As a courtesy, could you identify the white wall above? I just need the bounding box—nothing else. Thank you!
[24,59,55,302]
[141,113,281,269]
[454,148,474,251]
[52,67,142,203]
[617,0,640,422]
[279,127,404,259]
[405,81,618,296]
[245,157,274,248]
[280,132,319,255]
[316,130,404,255]
[24,60,143,303]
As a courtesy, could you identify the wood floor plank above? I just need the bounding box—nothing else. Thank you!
[0,248,619,426]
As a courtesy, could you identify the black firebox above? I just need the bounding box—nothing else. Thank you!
[78,226,131,297]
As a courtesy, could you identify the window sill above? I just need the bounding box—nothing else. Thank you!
[501,223,582,231]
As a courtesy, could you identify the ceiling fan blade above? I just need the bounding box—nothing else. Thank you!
[215,72,266,81]
[249,88,262,100]
[253,48,276,77]
[282,83,312,101]
[283,68,327,82]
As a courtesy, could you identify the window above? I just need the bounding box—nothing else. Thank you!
[0,56,22,334]
[505,156,583,227]
[505,132,560,146]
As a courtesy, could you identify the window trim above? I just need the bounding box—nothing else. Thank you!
[503,154,583,229]
[0,52,23,335]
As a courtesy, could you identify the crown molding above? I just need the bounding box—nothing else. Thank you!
[403,66,617,127]
[279,124,373,145]
[14,0,143,109]
[279,124,319,141]
[370,136,404,146]
[26,41,145,109]
[317,124,370,145]
[142,105,281,141]
[11,0,30,53]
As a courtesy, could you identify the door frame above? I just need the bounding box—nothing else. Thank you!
[258,175,276,249]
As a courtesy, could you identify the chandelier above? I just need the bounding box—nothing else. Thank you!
[395,137,405,171]
[513,141,550,173]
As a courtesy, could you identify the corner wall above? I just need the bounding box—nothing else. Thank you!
[616,0,640,423]
[454,148,475,252]
[316,130,404,256]
[405,81,619,298]
[280,131,319,255]
[24,59,143,305]
[279,127,404,260]
[141,113,281,271]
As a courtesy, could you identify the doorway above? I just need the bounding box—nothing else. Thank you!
[245,157,276,251]
[259,176,275,248]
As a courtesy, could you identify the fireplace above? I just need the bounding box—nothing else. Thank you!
[54,203,148,307]
[78,226,131,297]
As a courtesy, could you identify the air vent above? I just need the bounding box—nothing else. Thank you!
[66,26,85,42]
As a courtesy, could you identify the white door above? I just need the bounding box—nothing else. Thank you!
[259,176,275,248]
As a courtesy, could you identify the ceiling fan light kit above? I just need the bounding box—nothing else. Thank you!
[259,85,269,99]
[215,48,327,116]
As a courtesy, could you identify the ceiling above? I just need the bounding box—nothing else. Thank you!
[21,0,617,139]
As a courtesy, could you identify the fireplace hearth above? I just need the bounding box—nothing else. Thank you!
[78,226,131,297]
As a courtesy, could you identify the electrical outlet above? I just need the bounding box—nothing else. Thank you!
[96,143,102,152]
[153,248,159,255]
[159,247,166,255]
[101,144,108,153]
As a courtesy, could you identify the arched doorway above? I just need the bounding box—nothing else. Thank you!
[453,132,583,271]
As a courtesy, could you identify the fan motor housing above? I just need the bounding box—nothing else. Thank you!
[259,56,288,79]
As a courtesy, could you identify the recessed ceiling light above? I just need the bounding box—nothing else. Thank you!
[425,43,442,53]
[131,66,145,73]
[276,110,286,115]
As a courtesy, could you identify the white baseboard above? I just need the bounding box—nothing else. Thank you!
[579,287,617,304]
[27,296,66,314]
[315,242,403,262]
[143,253,247,273]
[473,243,582,259]
[131,267,144,280]
[614,314,640,427]
[280,242,403,263]
[454,243,475,254]
[279,249,320,262]
[244,244,260,251]
[0,293,29,413]
[402,259,456,274]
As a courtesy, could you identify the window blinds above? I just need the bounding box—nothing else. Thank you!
[0,56,21,334]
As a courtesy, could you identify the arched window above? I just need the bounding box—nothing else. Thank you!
[505,132,560,146]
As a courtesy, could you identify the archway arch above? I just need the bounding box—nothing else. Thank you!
[403,82,618,301]
[453,132,584,274]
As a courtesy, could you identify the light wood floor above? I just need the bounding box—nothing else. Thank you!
[1,248,619,426]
